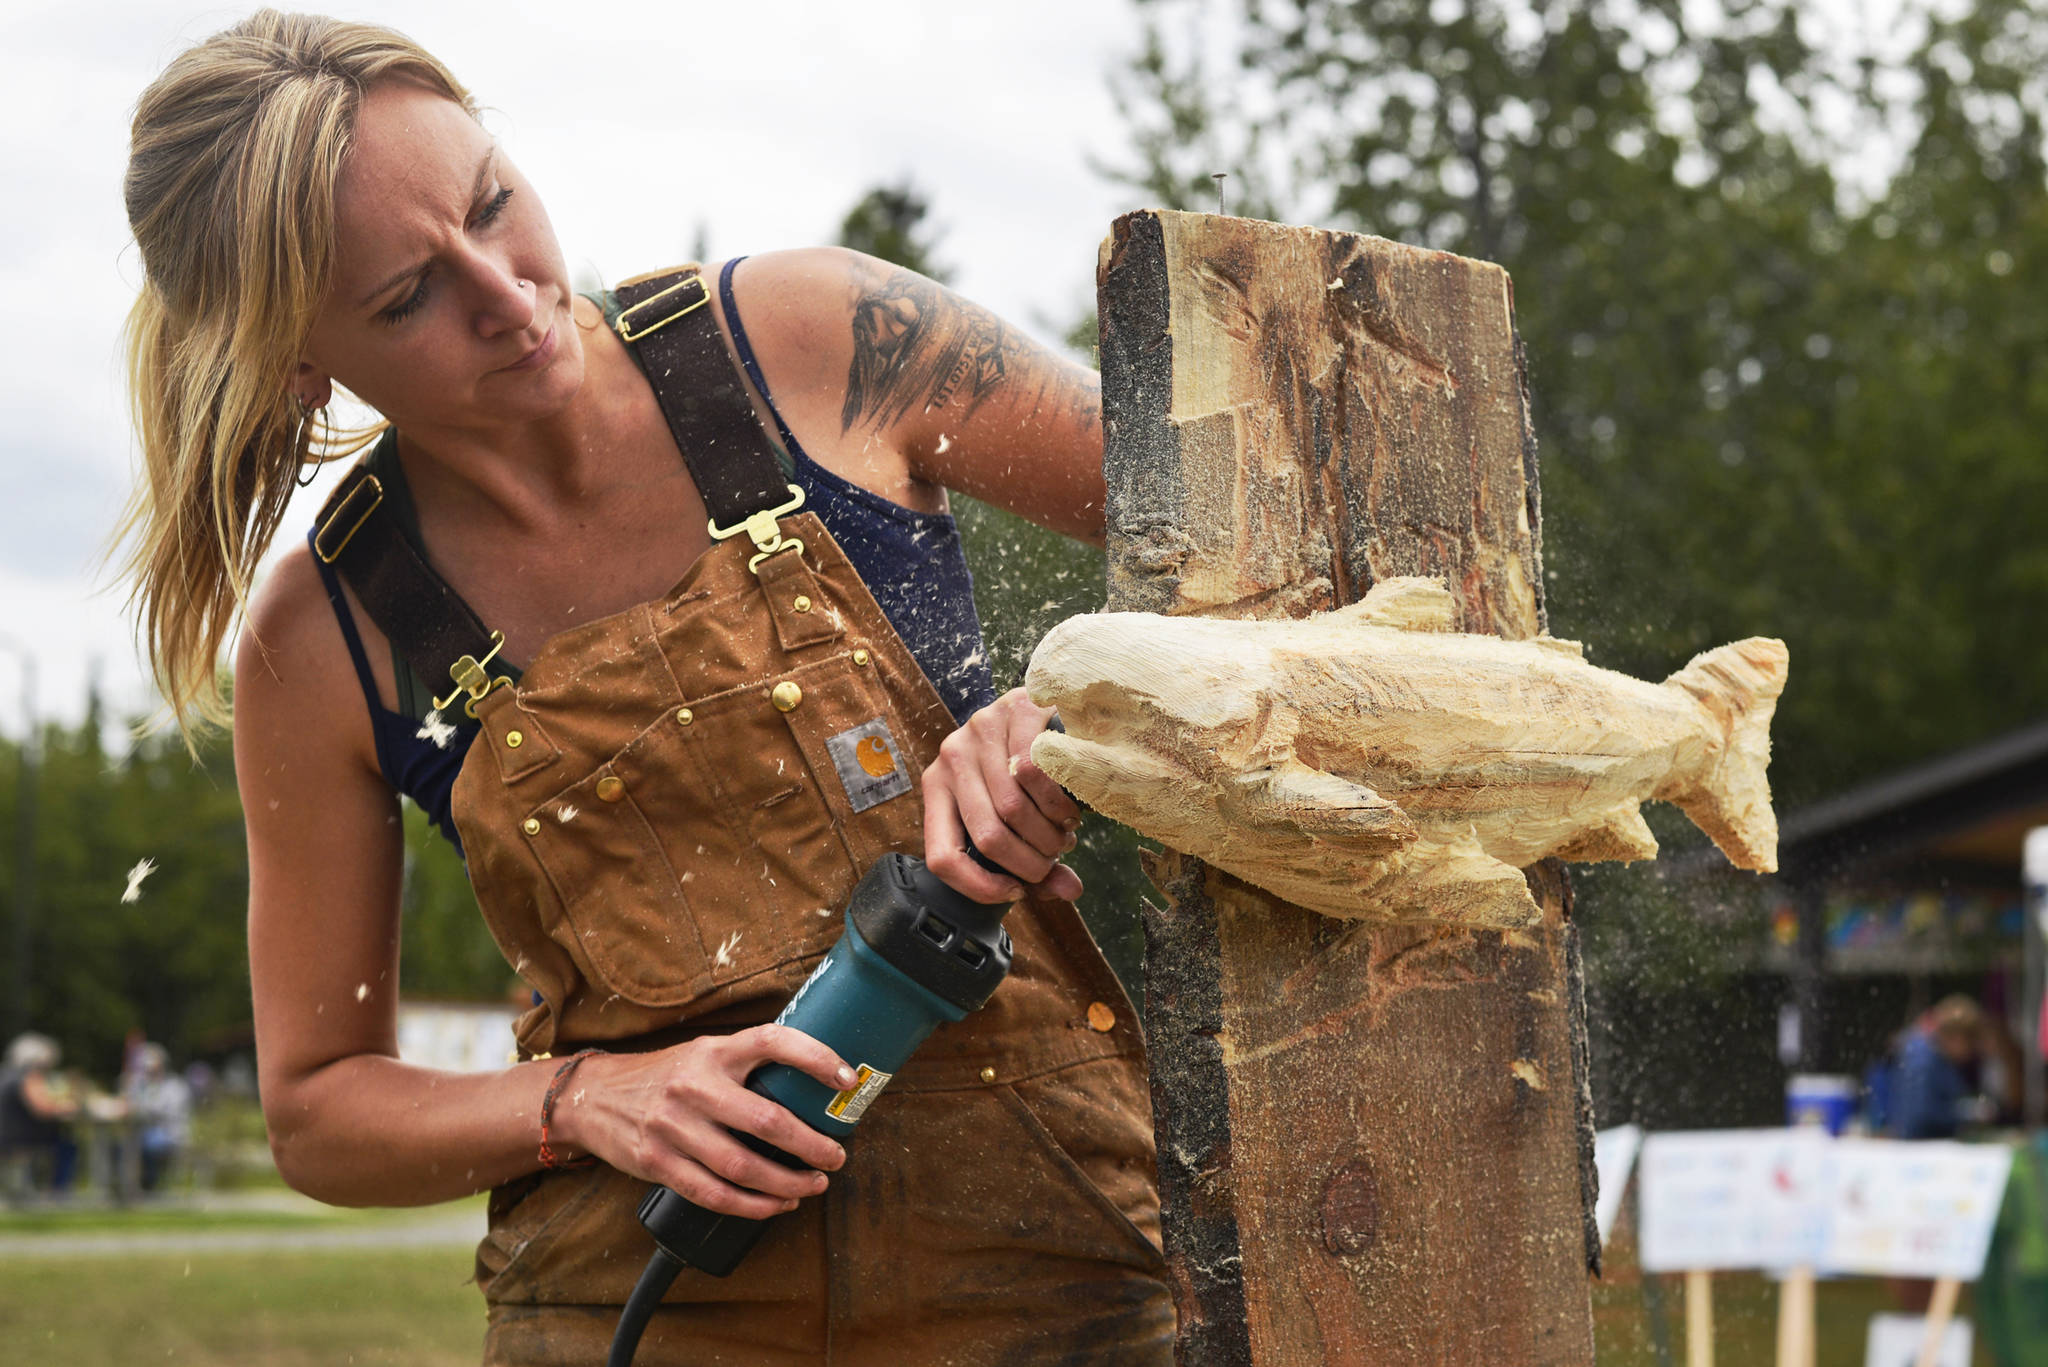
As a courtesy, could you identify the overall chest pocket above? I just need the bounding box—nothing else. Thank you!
[522,651,927,1009]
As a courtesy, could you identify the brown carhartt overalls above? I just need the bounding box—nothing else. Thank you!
[317,269,1171,1365]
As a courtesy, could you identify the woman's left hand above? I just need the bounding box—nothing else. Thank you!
[922,688,1083,903]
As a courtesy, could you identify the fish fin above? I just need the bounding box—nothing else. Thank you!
[1222,762,1418,855]
[1554,804,1660,864]
[1332,576,1459,632]
[1662,637,1790,873]
[1375,837,1544,928]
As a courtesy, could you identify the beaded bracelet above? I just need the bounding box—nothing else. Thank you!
[538,1048,603,1170]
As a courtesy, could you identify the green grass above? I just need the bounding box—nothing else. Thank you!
[0,1247,484,1366]
[0,1199,2003,1366]
[1593,1229,1998,1367]
[1593,1273,1997,1366]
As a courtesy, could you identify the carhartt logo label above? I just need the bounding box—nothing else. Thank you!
[826,719,911,813]
[855,736,896,777]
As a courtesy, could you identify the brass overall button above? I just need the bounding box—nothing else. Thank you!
[522,818,541,836]
[979,1066,997,1084]
[852,649,870,667]
[772,681,803,712]
[675,707,693,726]
[793,594,813,614]
[505,730,524,749]
[596,776,626,803]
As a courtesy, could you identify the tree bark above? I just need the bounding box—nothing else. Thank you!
[1099,209,1597,1364]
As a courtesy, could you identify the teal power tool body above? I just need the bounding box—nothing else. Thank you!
[607,849,1020,1366]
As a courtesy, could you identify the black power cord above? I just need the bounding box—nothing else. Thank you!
[607,1246,687,1367]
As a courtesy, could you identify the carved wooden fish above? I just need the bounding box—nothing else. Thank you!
[1025,577,1788,928]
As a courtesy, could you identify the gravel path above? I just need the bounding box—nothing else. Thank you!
[0,1194,482,1258]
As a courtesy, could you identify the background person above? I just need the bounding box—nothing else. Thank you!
[123,1042,193,1193]
[1888,994,1987,1140]
[0,1033,82,1195]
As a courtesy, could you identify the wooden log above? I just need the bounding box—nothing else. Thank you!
[1099,209,1597,1362]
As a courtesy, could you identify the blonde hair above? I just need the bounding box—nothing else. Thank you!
[117,10,475,737]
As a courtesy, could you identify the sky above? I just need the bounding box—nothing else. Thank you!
[0,0,1151,737]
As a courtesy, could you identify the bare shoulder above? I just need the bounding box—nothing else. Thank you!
[719,247,1105,542]
[715,247,868,389]
[233,541,382,787]
[236,542,346,712]
[717,248,930,510]
[721,245,869,320]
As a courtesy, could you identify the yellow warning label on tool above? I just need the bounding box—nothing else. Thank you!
[824,1064,892,1123]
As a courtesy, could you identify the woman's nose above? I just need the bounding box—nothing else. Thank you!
[474,263,536,337]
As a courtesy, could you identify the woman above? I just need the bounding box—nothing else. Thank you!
[0,1034,81,1194]
[120,12,1170,1364]
[122,1042,193,1193]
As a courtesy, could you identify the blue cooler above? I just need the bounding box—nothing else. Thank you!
[1786,1073,1857,1133]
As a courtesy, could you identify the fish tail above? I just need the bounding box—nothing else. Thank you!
[1662,638,1790,873]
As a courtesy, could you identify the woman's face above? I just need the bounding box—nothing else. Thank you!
[295,81,581,432]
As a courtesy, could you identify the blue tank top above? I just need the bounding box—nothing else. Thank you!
[310,258,997,853]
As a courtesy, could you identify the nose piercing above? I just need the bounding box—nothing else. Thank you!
[517,278,533,290]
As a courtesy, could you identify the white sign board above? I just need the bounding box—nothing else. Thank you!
[398,1003,522,1073]
[1638,1128,1831,1272]
[1821,1139,2013,1281]
[1864,1313,1972,1367]
[1593,1124,1642,1245]
[2025,825,2048,885]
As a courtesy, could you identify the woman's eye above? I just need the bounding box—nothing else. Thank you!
[371,188,510,327]
[379,271,432,327]
[477,186,514,226]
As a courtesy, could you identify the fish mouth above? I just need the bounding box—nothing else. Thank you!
[1024,617,1154,742]
[1025,610,1268,755]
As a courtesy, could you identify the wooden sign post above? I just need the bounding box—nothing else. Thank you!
[1686,1270,1715,1367]
[1912,1277,1963,1367]
[1776,1264,1816,1367]
[1098,210,1598,1363]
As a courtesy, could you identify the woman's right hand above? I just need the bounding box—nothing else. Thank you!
[554,1025,855,1219]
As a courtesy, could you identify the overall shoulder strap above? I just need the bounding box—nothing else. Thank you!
[311,446,510,718]
[612,267,796,528]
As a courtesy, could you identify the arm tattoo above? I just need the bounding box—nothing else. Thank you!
[841,269,1027,434]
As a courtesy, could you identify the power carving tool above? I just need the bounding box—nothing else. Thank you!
[607,849,1022,1367]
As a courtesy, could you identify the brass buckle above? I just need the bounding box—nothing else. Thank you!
[615,273,710,343]
[312,474,383,564]
[432,630,514,718]
[707,484,807,575]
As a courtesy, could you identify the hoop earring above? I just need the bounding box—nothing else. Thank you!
[293,399,323,487]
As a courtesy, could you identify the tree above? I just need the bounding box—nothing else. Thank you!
[0,700,515,1084]
[835,179,954,284]
[0,714,250,1079]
